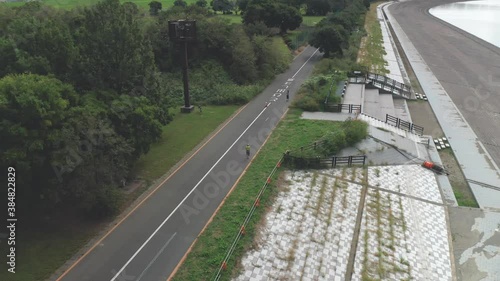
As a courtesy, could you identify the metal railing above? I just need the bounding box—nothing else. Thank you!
[325,103,362,113]
[282,153,366,169]
[385,114,424,135]
[367,73,411,93]
[347,71,413,99]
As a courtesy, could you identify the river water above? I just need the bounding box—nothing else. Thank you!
[429,0,500,48]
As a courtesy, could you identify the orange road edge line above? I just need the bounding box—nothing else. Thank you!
[55,104,248,281]
[167,108,289,281]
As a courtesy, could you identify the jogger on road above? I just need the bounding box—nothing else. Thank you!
[245,144,251,159]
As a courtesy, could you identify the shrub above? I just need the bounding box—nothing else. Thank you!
[343,119,369,145]
[293,94,320,111]
[320,130,347,155]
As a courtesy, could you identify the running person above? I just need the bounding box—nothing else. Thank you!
[245,144,251,159]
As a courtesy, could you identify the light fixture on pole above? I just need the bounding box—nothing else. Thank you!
[168,20,197,113]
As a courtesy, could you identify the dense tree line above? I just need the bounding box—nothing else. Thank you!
[0,0,293,218]
[310,0,370,57]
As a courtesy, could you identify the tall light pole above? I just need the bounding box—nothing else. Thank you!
[169,20,197,113]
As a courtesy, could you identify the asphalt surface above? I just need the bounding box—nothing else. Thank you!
[56,46,322,281]
[389,0,500,168]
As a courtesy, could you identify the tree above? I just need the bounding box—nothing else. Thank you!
[108,95,163,158]
[228,27,257,83]
[236,0,250,12]
[70,0,155,94]
[309,24,347,57]
[174,0,188,7]
[0,37,17,77]
[211,0,234,14]
[243,2,302,34]
[0,74,77,207]
[149,1,162,16]
[306,0,331,16]
[6,16,76,78]
[276,5,303,34]
[196,0,208,7]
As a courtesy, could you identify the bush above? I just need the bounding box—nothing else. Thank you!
[207,83,265,105]
[293,94,320,111]
[252,36,292,80]
[284,28,312,50]
[320,130,347,155]
[318,76,328,86]
[343,119,368,145]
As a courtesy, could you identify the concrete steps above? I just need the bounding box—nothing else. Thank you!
[378,93,397,120]
[362,88,380,118]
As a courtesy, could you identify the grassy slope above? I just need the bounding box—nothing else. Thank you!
[133,105,239,182]
[172,109,343,281]
[357,1,389,74]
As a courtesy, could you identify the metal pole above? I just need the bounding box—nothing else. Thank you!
[182,40,191,110]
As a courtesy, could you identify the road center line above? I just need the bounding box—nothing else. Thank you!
[136,233,177,281]
[111,47,320,281]
[292,48,319,78]
[110,107,268,281]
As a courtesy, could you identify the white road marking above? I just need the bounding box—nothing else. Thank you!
[136,233,177,281]
[110,47,320,281]
[110,106,269,281]
[292,49,319,78]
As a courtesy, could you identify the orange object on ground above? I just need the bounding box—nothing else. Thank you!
[423,161,434,169]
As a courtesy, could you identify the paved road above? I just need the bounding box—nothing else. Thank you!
[388,0,500,168]
[56,46,322,281]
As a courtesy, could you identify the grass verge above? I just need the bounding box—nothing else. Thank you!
[171,109,344,281]
[216,14,243,24]
[133,105,239,182]
[454,190,478,208]
[0,105,239,281]
[302,15,324,27]
[358,1,389,74]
